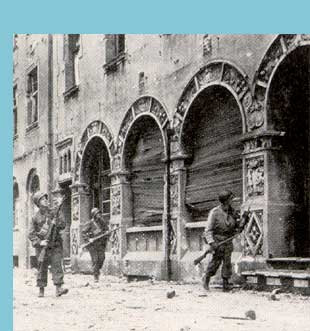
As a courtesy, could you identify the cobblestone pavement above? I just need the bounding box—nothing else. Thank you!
[14,268,310,331]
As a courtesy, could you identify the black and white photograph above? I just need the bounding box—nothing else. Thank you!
[12,34,310,331]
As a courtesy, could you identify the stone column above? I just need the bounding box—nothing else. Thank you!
[241,131,286,265]
[69,182,90,272]
[110,170,132,258]
[168,149,191,280]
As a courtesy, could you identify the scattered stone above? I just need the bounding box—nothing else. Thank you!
[84,282,90,287]
[245,310,256,320]
[88,324,95,329]
[270,288,281,301]
[180,326,191,331]
[166,290,176,299]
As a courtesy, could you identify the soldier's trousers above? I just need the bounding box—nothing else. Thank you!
[88,245,106,277]
[205,243,233,279]
[36,246,64,288]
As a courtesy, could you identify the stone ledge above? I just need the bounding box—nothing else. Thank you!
[126,225,163,233]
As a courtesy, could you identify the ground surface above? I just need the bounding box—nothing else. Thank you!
[14,268,310,331]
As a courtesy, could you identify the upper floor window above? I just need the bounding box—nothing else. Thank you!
[64,34,80,97]
[26,67,38,128]
[13,85,17,136]
[104,34,125,73]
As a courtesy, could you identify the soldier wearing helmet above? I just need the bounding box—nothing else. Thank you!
[28,191,69,298]
[202,190,249,292]
[82,207,109,282]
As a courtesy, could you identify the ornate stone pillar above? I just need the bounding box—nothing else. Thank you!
[109,164,132,272]
[69,182,90,272]
[242,131,286,263]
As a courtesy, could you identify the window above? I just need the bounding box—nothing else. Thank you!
[64,34,80,96]
[26,67,38,128]
[104,34,125,73]
[13,85,17,136]
[13,181,19,228]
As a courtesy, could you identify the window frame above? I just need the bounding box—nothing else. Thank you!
[26,66,39,131]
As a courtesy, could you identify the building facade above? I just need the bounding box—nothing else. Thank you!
[13,34,310,282]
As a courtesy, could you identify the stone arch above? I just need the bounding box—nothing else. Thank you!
[255,35,310,257]
[253,34,310,128]
[74,120,114,183]
[115,96,169,171]
[173,61,253,149]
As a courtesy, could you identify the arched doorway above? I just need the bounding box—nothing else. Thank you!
[267,45,310,257]
[124,116,165,228]
[183,85,243,221]
[80,136,111,219]
[26,169,40,268]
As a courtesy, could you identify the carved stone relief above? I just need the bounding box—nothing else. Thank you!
[246,99,264,130]
[150,99,168,126]
[72,196,80,222]
[71,228,79,255]
[170,174,178,209]
[243,210,263,256]
[202,34,212,56]
[111,186,121,215]
[169,217,177,256]
[222,65,247,96]
[109,223,120,256]
[246,156,264,197]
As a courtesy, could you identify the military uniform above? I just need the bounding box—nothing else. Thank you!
[82,209,109,281]
[204,205,241,287]
[28,203,66,289]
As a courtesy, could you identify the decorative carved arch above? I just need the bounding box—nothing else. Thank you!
[114,96,169,171]
[253,34,310,118]
[74,120,114,182]
[173,61,255,147]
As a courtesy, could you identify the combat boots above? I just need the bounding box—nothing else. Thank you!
[222,278,233,292]
[55,285,69,297]
[38,287,44,298]
[202,274,211,290]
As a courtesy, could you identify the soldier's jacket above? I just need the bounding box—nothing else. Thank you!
[28,209,66,249]
[204,205,241,245]
[82,216,109,248]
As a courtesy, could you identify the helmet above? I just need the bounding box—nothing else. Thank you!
[32,191,48,207]
[218,190,234,204]
[91,207,100,218]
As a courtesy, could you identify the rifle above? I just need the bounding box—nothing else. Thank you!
[193,206,251,266]
[193,233,240,266]
[80,225,124,251]
[38,197,67,263]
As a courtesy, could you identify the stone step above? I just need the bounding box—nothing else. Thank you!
[242,269,310,295]
[267,257,310,270]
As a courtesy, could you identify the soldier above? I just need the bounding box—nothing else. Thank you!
[82,208,109,283]
[28,192,69,298]
[202,190,249,292]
